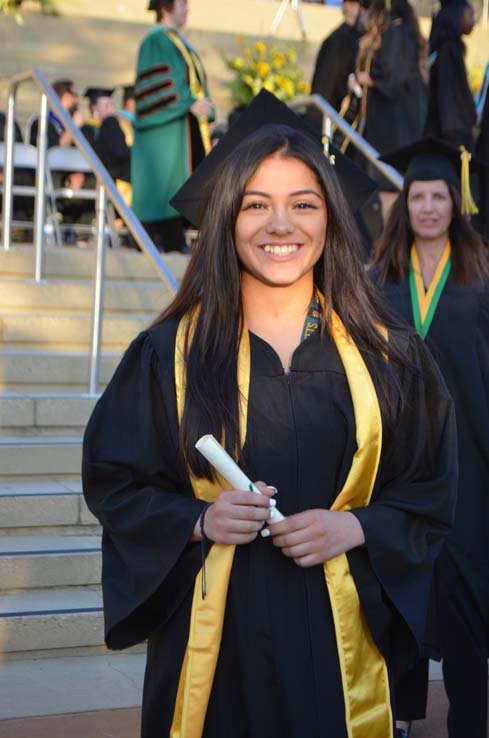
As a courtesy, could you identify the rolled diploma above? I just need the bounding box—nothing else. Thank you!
[195,434,285,524]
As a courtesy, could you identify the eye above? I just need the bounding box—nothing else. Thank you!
[294,201,317,210]
[242,200,266,211]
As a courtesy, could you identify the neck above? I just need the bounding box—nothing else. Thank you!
[240,272,314,328]
[414,235,449,287]
[160,17,180,29]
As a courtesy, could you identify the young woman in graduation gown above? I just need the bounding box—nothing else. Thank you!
[425,0,476,152]
[82,95,457,738]
[131,0,213,252]
[374,138,489,738]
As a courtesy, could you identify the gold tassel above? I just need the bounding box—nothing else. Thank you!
[459,146,479,216]
[385,0,391,12]
[322,135,336,166]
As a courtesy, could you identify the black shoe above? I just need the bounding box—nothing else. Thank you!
[395,727,410,738]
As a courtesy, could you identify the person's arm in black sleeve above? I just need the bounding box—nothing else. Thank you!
[82,328,206,650]
[349,332,457,667]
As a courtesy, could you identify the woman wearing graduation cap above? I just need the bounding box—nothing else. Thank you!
[82,91,456,738]
[375,137,489,738]
[131,0,214,253]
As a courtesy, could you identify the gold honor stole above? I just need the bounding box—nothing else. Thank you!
[166,30,211,155]
[409,242,451,340]
[172,311,392,738]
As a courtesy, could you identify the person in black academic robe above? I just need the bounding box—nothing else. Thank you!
[307,0,365,132]
[424,0,476,152]
[352,0,428,165]
[475,75,489,239]
[375,137,489,738]
[82,93,457,738]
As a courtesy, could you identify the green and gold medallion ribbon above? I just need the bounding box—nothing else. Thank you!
[166,30,211,155]
[409,242,451,340]
[171,307,392,738]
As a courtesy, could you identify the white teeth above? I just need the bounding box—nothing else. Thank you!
[263,244,299,255]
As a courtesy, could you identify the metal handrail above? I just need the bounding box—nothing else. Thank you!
[1,68,180,394]
[289,94,404,191]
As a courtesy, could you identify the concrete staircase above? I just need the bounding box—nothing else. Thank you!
[0,244,188,719]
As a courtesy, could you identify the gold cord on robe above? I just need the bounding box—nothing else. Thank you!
[166,30,211,155]
[172,309,392,738]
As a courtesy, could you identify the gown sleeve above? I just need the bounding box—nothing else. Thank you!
[134,30,196,132]
[82,329,206,649]
[370,24,416,101]
[350,332,457,667]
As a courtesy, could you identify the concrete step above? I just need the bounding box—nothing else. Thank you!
[0,436,82,476]
[0,313,154,349]
[0,279,171,313]
[0,652,145,719]
[0,586,104,653]
[0,535,101,590]
[0,351,119,391]
[0,245,189,282]
[0,394,97,432]
[0,479,97,530]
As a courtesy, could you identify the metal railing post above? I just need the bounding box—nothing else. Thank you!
[2,84,17,251]
[33,93,48,282]
[88,182,108,395]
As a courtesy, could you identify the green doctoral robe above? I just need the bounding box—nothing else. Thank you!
[132,25,212,223]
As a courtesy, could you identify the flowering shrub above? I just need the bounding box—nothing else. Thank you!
[0,0,57,23]
[468,64,485,100]
[224,39,310,107]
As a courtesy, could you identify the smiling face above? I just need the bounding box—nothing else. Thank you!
[407,179,453,243]
[233,154,328,289]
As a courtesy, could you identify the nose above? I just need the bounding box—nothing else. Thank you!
[265,208,294,235]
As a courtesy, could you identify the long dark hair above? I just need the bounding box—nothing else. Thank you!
[374,182,489,285]
[358,0,427,78]
[154,127,412,479]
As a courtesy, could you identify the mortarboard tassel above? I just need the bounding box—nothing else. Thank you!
[459,146,479,216]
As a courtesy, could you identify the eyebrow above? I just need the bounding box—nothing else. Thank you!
[243,189,323,199]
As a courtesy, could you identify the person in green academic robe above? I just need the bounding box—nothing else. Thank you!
[83,93,457,738]
[131,0,214,253]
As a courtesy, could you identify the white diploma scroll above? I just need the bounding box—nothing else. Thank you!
[195,434,285,525]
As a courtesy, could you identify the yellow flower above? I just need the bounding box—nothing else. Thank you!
[256,62,271,79]
[287,48,297,63]
[281,78,295,98]
[255,41,267,55]
[263,80,275,93]
[297,80,310,94]
[233,57,245,70]
[243,74,255,89]
[272,53,286,71]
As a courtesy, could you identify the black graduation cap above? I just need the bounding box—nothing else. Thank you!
[170,89,377,228]
[84,87,115,104]
[147,0,160,10]
[380,136,480,215]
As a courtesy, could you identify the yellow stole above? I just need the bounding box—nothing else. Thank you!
[166,30,211,155]
[171,311,392,738]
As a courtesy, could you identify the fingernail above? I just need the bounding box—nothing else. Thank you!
[268,486,278,495]
[261,528,271,538]
[269,499,277,507]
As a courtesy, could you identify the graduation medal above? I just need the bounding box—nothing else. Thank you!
[409,242,451,340]
[172,308,392,738]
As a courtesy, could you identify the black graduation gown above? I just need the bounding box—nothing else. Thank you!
[82,319,456,738]
[424,38,476,152]
[307,23,363,131]
[364,22,427,159]
[96,115,131,184]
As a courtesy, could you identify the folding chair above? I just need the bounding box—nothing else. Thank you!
[0,141,59,245]
[46,146,118,247]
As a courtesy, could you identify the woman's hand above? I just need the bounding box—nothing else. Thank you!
[266,509,365,567]
[190,98,214,118]
[192,482,276,545]
[355,71,374,87]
